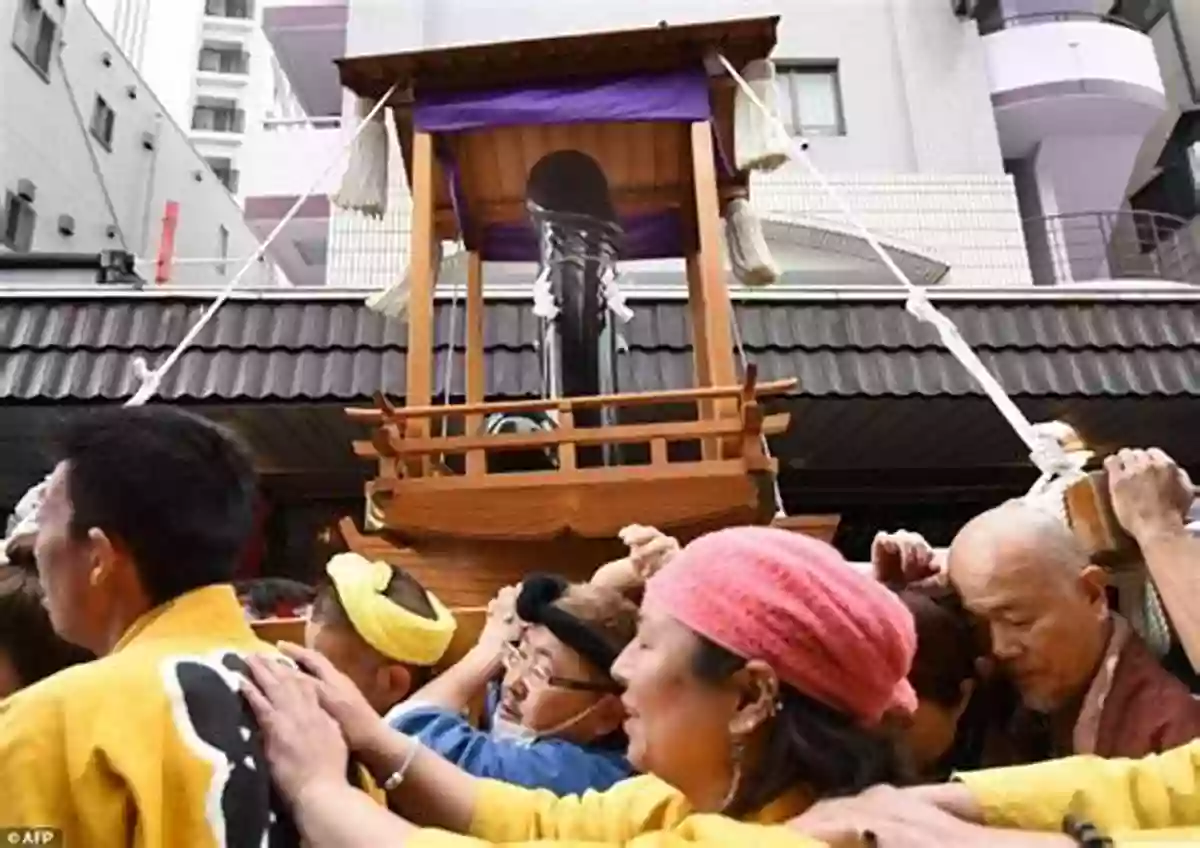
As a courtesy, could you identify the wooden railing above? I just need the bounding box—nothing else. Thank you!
[348,365,796,480]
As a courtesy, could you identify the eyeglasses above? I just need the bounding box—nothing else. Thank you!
[502,642,621,694]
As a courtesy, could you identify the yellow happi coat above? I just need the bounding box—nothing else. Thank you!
[408,776,823,848]
[408,740,1200,847]
[0,584,375,846]
[958,740,1200,844]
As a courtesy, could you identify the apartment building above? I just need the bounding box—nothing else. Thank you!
[1117,1,1200,256]
[1,0,281,285]
[86,0,306,195]
[252,0,1170,291]
[83,0,337,284]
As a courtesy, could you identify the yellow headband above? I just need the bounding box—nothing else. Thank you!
[325,553,456,666]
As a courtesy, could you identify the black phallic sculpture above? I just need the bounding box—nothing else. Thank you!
[526,150,623,467]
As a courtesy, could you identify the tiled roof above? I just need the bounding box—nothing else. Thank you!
[4,292,1200,402]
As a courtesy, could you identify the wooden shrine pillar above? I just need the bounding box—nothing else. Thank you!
[688,121,739,455]
[405,130,437,445]
[464,251,486,475]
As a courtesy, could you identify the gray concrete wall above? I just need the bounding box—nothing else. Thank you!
[0,0,279,285]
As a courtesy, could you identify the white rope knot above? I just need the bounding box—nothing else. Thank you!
[127,356,163,407]
[531,265,559,320]
[601,271,634,323]
[716,51,1068,482]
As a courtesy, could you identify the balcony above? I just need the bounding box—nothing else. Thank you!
[981,12,1167,159]
[196,43,251,92]
[240,116,344,286]
[262,1,347,118]
[239,116,343,197]
[1024,209,1200,286]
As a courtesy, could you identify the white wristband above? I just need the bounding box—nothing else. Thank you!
[382,740,422,792]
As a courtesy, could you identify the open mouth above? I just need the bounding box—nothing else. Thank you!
[497,697,522,722]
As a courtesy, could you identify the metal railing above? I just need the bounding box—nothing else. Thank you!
[261,116,342,131]
[978,11,1139,37]
[1023,210,1200,286]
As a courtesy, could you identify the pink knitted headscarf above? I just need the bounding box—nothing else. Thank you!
[643,526,918,726]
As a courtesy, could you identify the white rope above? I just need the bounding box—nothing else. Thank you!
[132,256,267,266]
[123,83,398,408]
[715,54,1072,480]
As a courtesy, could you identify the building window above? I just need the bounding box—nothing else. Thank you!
[198,41,249,74]
[217,225,230,274]
[12,0,57,78]
[204,0,253,19]
[775,64,845,137]
[2,187,37,252]
[1111,0,1170,32]
[205,156,240,193]
[192,98,246,133]
[90,96,116,151]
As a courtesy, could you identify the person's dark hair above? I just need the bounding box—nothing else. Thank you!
[692,636,913,817]
[0,565,94,686]
[892,582,1025,775]
[54,407,258,606]
[3,533,37,573]
[895,583,979,708]
[235,578,315,620]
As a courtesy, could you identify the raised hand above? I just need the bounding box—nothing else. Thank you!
[241,652,349,803]
[277,641,386,752]
[620,524,680,581]
[1105,447,1193,545]
[870,529,942,586]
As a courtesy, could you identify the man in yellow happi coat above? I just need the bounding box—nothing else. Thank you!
[789,738,1200,845]
[0,407,335,847]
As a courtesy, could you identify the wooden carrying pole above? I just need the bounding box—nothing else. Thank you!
[1066,472,1200,671]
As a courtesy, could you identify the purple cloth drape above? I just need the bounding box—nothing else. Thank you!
[414,68,711,132]
[480,211,684,262]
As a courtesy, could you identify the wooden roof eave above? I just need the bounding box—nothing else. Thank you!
[336,15,779,101]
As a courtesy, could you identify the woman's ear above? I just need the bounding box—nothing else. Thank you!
[728,659,780,736]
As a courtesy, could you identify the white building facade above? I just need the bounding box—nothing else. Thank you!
[238,0,1175,290]
[85,0,310,198]
[1,0,283,286]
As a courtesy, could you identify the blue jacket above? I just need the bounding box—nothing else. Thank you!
[389,704,634,796]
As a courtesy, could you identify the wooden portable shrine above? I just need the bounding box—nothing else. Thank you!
[318,17,838,644]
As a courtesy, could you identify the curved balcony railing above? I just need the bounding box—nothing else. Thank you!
[978,12,1139,37]
[1023,210,1200,286]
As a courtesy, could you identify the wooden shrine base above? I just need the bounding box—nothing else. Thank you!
[255,513,840,670]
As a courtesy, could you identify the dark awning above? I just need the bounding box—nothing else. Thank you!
[5,290,1200,402]
[4,288,1200,524]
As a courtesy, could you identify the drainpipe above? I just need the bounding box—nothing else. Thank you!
[1167,0,1199,105]
[0,250,142,285]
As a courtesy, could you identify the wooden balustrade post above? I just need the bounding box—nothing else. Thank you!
[464,251,486,475]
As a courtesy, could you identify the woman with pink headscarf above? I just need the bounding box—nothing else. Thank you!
[240,527,957,846]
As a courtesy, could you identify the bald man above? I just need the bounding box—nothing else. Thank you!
[948,500,1200,761]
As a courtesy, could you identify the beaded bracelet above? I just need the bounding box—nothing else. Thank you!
[382,740,422,792]
[1062,815,1114,847]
